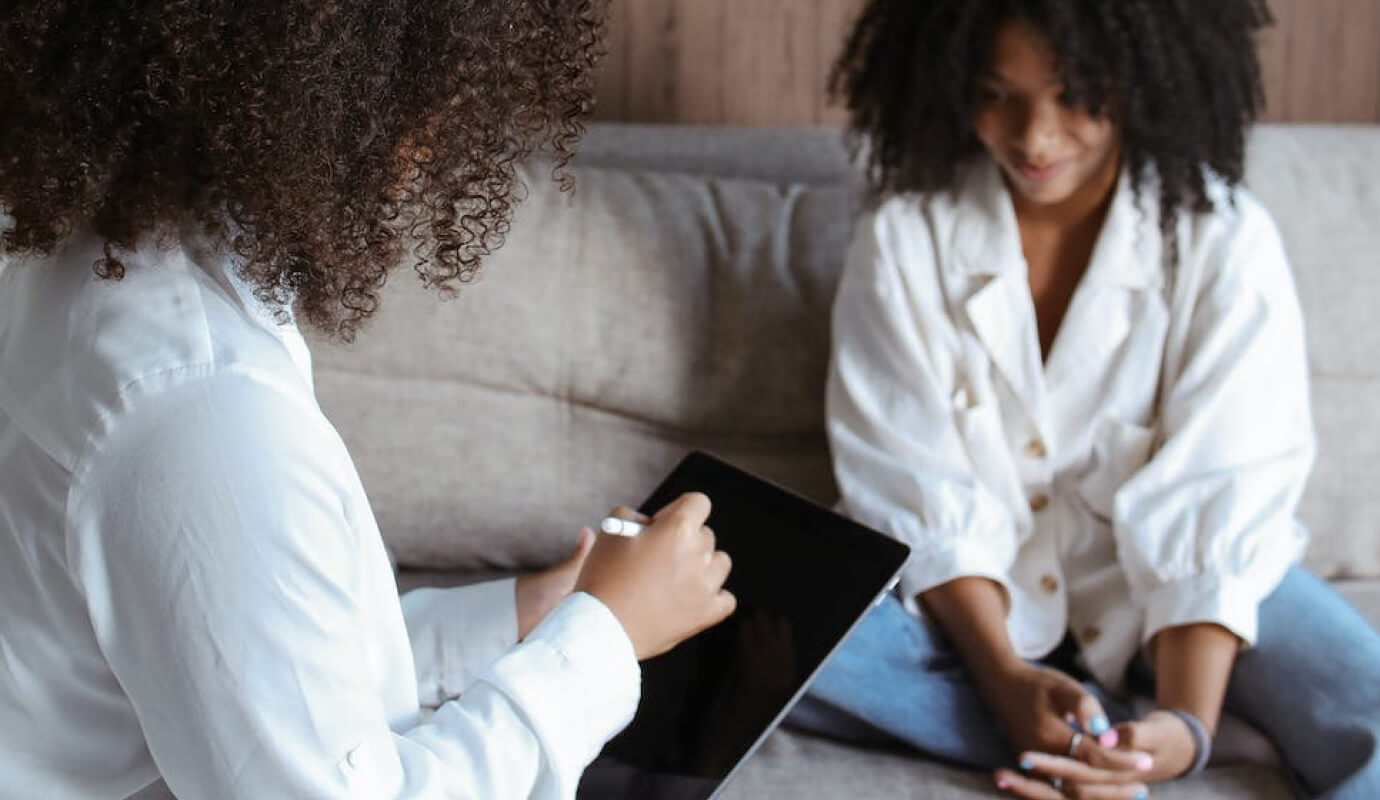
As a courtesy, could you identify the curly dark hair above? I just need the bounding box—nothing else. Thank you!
[0,0,607,339]
[831,0,1271,246]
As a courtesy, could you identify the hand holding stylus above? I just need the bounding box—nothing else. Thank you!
[576,493,736,660]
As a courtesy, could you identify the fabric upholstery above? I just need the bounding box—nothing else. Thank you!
[312,162,857,570]
[311,123,1380,581]
[1245,127,1380,579]
[723,730,1293,800]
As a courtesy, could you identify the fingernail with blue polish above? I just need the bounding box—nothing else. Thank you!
[1133,791,1149,800]
[1088,715,1111,736]
[1019,758,1036,771]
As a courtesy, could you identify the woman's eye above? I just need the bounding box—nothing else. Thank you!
[978,87,1009,104]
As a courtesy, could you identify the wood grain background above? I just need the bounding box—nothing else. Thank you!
[593,0,1380,125]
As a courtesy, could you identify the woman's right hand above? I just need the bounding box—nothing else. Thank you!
[574,492,737,660]
[984,662,1153,797]
[984,661,1114,756]
[919,578,1152,796]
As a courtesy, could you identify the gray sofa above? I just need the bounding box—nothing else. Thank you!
[309,123,1380,799]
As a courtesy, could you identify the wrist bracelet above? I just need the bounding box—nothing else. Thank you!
[1160,708,1212,777]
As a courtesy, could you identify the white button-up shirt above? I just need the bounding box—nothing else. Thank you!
[828,160,1314,688]
[0,225,639,799]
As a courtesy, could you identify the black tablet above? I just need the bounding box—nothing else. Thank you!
[576,451,911,800]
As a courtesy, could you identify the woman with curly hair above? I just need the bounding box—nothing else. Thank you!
[790,1,1380,798]
[0,2,734,797]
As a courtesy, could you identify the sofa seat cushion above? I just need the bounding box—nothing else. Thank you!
[724,729,1292,800]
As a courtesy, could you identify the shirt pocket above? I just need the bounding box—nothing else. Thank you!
[1075,416,1156,522]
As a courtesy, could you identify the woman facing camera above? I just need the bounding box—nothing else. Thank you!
[0,2,734,798]
[792,1,1380,798]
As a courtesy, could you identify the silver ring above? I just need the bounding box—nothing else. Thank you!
[1051,776,1064,791]
[1067,730,1084,757]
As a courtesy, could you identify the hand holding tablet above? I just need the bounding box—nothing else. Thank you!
[578,451,911,800]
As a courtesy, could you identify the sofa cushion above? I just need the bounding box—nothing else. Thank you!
[311,124,1380,581]
[723,729,1292,800]
[311,163,858,569]
[1244,127,1380,579]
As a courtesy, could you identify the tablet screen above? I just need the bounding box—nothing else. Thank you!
[576,451,910,800]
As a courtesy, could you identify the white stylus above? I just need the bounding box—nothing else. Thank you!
[599,517,645,537]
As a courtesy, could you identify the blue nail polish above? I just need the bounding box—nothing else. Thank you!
[1019,758,1036,771]
[1133,791,1149,800]
[1089,715,1111,736]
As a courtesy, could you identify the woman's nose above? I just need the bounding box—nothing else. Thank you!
[1014,99,1063,160]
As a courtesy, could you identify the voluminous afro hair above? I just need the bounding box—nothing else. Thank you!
[832,0,1272,246]
[0,0,607,339]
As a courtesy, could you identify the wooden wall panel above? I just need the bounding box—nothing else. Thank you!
[1261,0,1380,122]
[720,0,819,125]
[594,0,1380,125]
[815,0,866,125]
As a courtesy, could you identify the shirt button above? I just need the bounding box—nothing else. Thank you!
[1040,574,1059,594]
[1083,625,1102,644]
[1029,492,1050,512]
[1023,439,1047,459]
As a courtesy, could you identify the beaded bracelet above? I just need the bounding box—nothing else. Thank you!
[1159,708,1213,777]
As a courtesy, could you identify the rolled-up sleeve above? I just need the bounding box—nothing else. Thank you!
[1113,197,1315,648]
[827,205,1019,612]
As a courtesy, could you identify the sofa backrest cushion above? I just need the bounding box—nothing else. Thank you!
[309,124,1380,579]
[1244,126,1380,579]
[311,162,857,570]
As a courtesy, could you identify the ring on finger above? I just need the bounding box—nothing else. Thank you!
[1067,730,1084,757]
[1050,775,1064,791]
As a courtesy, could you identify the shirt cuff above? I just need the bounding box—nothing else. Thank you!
[1142,571,1262,649]
[400,578,520,707]
[478,591,641,773]
[897,535,1013,618]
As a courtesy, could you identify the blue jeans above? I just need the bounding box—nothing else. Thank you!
[788,567,1380,799]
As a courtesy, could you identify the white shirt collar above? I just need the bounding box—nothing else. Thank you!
[949,157,1165,290]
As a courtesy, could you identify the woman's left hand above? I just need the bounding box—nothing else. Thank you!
[996,750,1150,799]
[994,709,1197,798]
[515,526,596,639]
[1108,711,1198,783]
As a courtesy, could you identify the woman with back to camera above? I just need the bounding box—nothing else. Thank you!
[0,2,735,798]
[790,1,1380,798]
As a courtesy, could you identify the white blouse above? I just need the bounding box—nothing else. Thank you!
[0,225,638,799]
[827,160,1315,688]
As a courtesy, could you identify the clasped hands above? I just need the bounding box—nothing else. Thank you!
[987,663,1198,799]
